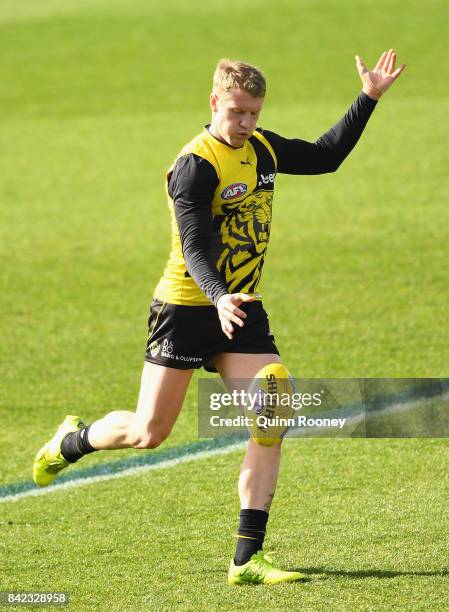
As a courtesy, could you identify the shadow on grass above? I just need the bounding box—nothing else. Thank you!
[292,567,449,579]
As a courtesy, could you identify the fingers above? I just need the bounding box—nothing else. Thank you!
[229,305,247,321]
[220,318,234,340]
[359,48,405,79]
[224,308,246,327]
[379,49,397,75]
[371,49,398,75]
[374,50,388,72]
[355,55,367,76]
[356,49,405,95]
[386,49,396,74]
[218,301,244,340]
[391,63,406,80]
[220,302,246,337]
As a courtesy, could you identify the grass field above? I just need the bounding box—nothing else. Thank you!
[1,0,448,609]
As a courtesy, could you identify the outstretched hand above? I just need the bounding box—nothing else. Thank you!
[356,49,406,100]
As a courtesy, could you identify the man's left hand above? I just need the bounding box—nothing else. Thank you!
[356,49,406,100]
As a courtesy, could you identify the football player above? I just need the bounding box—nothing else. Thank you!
[33,50,405,584]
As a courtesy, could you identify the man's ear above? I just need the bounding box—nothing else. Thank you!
[210,92,219,112]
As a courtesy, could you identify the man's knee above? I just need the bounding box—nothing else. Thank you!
[129,422,171,449]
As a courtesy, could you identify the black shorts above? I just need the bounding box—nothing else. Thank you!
[144,299,279,372]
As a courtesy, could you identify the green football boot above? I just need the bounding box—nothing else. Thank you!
[228,551,306,585]
[33,415,85,486]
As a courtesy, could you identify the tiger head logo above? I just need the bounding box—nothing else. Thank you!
[216,191,273,292]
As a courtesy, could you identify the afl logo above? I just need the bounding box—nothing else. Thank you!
[221,182,247,201]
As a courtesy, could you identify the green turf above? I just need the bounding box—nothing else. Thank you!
[2,441,448,611]
[1,0,448,608]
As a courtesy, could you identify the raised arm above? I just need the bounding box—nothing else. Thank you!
[260,49,406,175]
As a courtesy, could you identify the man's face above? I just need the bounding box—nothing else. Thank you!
[209,88,264,148]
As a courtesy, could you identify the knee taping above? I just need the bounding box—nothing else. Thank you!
[246,362,296,447]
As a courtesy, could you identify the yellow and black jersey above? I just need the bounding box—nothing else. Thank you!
[154,91,377,306]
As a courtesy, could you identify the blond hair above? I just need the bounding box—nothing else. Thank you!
[212,59,266,97]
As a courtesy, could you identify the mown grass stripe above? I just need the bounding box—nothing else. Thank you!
[0,438,247,504]
[1,380,447,503]
[0,434,246,502]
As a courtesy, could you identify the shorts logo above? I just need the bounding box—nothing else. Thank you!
[258,173,275,187]
[161,339,174,358]
[149,340,160,357]
[157,338,202,363]
[221,183,247,201]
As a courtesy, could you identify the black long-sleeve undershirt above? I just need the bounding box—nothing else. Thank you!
[169,91,378,305]
[169,155,225,305]
[259,91,378,174]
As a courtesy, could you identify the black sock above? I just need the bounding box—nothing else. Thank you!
[234,509,269,566]
[61,425,97,463]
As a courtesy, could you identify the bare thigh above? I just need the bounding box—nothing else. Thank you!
[213,352,282,386]
[130,361,194,448]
